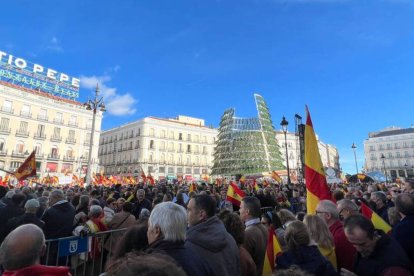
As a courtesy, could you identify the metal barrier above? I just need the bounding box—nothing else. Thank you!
[43,228,128,276]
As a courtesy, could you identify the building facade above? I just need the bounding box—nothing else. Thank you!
[0,81,102,178]
[364,126,414,181]
[98,115,217,181]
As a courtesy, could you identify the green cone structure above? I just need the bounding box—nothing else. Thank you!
[212,94,285,176]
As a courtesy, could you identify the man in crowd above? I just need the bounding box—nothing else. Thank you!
[370,191,389,223]
[316,200,356,271]
[342,215,413,276]
[146,201,212,275]
[7,199,45,231]
[0,224,70,275]
[132,189,152,219]
[337,199,359,221]
[404,180,414,194]
[239,196,267,276]
[392,193,414,264]
[186,194,240,276]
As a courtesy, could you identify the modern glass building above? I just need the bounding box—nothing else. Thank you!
[211,94,284,176]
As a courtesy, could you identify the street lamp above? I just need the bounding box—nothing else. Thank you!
[380,154,388,183]
[84,84,106,186]
[280,116,291,185]
[351,142,359,177]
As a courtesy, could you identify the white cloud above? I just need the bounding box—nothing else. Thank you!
[79,74,138,116]
[47,36,64,53]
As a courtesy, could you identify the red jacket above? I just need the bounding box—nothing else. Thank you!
[329,220,356,271]
[3,264,71,276]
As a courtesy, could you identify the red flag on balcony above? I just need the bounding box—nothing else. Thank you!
[15,150,37,181]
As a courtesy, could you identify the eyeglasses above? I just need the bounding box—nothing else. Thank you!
[315,210,329,215]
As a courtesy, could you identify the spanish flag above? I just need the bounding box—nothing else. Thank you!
[140,170,147,183]
[262,228,282,276]
[304,106,332,214]
[226,182,246,207]
[361,202,391,234]
[147,173,155,186]
[189,183,197,193]
[15,150,37,181]
[271,171,282,183]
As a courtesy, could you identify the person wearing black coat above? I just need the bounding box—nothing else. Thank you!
[6,199,45,232]
[146,201,212,275]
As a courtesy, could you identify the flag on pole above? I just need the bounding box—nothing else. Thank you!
[140,170,147,183]
[189,183,197,193]
[361,202,392,234]
[271,171,282,183]
[262,228,283,276]
[147,173,155,186]
[14,150,37,181]
[304,106,332,214]
[226,182,246,207]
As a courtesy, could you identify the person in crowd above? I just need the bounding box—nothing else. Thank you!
[65,189,75,204]
[218,189,233,212]
[109,224,148,263]
[278,209,296,228]
[36,196,48,219]
[336,199,359,221]
[7,199,45,231]
[403,180,414,194]
[303,214,337,270]
[105,201,137,256]
[103,198,116,224]
[146,201,212,275]
[239,196,268,275]
[132,189,152,219]
[333,190,345,202]
[261,211,286,251]
[370,191,389,223]
[0,224,70,275]
[105,252,186,276]
[219,210,257,276]
[175,192,187,209]
[387,206,401,226]
[42,189,76,240]
[296,211,306,222]
[186,194,240,276]
[342,215,414,276]
[275,221,338,275]
[392,193,414,264]
[316,200,356,272]
[0,193,25,243]
[76,195,89,215]
[116,197,125,212]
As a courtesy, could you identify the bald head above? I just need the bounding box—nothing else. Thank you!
[0,224,45,270]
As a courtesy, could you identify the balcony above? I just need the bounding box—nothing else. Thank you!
[0,127,11,134]
[50,136,62,142]
[53,118,64,125]
[63,155,75,161]
[0,107,14,114]
[0,150,7,156]
[37,115,48,121]
[34,133,46,140]
[65,138,76,144]
[68,121,78,127]
[159,148,167,152]
[15,130,29,138]
[47,154,60,160]
[20,111,32,118]
[11,151,27,158]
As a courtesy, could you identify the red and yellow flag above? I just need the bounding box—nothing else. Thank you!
[361,202,392,234]
[271,171,282,183]
[147,173,155,186]
[15,150,37,181]
[226,182,246,207]
[262,228,283,276]
[140,170,147,183]
[189,183,197,193]
[304,106,332,214]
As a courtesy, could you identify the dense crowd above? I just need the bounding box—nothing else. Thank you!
[0,179,413,276]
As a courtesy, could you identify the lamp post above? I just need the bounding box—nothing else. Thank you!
[351,142,359,180]
[380,153,388,184]
[84,84,106,186]
[281,116,291,185]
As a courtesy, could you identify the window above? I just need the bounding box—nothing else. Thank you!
[161,130,166,138]
[0,139,5,151]
[55,112,63,123]
[18,121,28,134]
[2,100,12,112]
[161,153,165,162]
[160,141,166,150]
[37,124,45,137]
[136,140,140,149]
[21,104,30,116]
[168,167,174,174]
[68,130,75,140]
[15,141,24,153]
[69,115,77,126]
[169,131,174,139]
[86,119,92,129]
[186,156,191,165]
[39,108,47,119]
[179,143,183,152]
[51,147,58,157]
[179,133,182,140]
[187,134,191,141]
[0,118,9,130]
[34,144,42,155]
[186,168,192,174]
[66,148,74,158]
[137,128,141,136]
[150,140,154,149]
[177,167,183,174]
[159,167,165,173]
[187,144,191,153]
[150,128,155,137]
[53,127,61,138]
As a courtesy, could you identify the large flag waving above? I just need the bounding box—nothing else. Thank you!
[361,202,392,234]
[271,171,282,183]
[15,150,37,181]
[262,228,283,276]
[304,106,332,214]
[226,182,246,207]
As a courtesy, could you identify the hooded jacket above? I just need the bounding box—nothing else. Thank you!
[185,216,240,276]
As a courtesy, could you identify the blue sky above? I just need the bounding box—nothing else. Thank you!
[1,0,414,174]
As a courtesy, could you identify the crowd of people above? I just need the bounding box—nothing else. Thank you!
[0,179,413,275]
